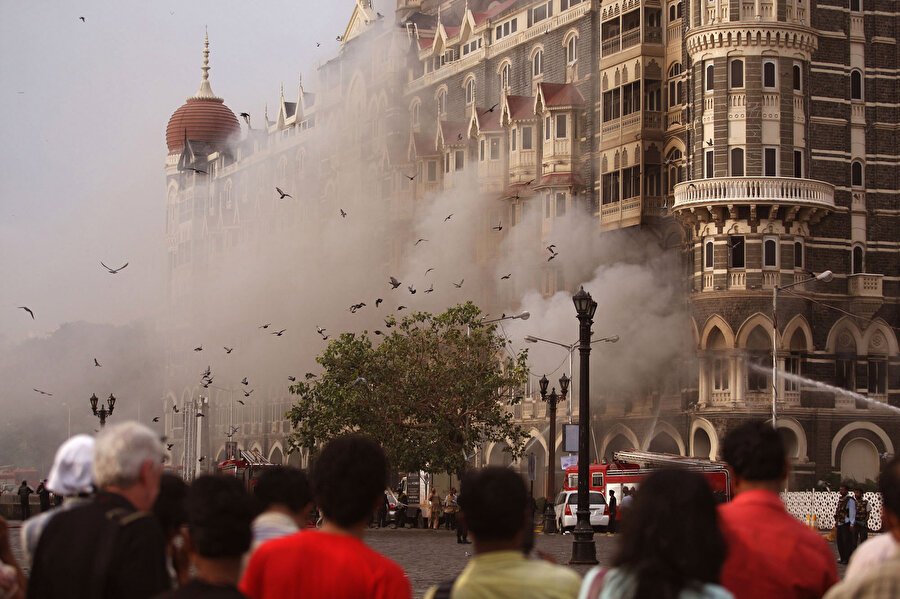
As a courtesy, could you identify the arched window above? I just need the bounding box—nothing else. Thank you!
[851,70,863,100]
[465,78,476,105]
[533,49,544,77]
[566,35,578,64]
[850,0,861,11]
[730,59,744,88]
[410,100,420,126]
[669,4,676,20]
[763,61,777,88]
[794,240,804,269]
[705,62,715,92]
[852,245,864,274]
[730,147,744,176]
[437,89,447,116]
[704,239,714,269]
[793,64,802,91]
[499,62,511,91]
[851,160,864,187]
[764,237,778,267]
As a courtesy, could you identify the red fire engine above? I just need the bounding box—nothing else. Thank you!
[217,448,276,492]
[564,450,732,521]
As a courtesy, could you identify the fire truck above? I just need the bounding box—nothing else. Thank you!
[217,448,276,492]
[563,450,732,521]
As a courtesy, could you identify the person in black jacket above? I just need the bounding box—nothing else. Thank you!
[27,421,169,599]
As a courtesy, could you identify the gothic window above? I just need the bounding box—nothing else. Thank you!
[763,61,777,88]
[499,62,511,91]
[533,49,544,77]
[852,245,864,274]
[794,240,804,269]
[704,239,714,269]
[705,62,714,92]
[851,160,863,187]
[728,236,745,268]
[793,64,802,91]
[763,237,778,267]
[764,147,778,176]
[850,70,863,100]
[730,59,744,89]
[566,34,578,64]
[730,147,744,176]
[465,78,476,105]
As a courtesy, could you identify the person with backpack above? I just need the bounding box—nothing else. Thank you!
[27,422,169,599]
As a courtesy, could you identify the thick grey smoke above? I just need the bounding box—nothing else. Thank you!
[1,7,691,473]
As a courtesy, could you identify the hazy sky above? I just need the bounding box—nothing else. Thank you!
[0,1,352,347]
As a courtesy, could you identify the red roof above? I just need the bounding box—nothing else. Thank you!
[475,107,503,132]
[539,83,585,108]
[473,0,518,24]
[166,97,240,154]
[418,37,434,49]
[439,120,469,147]
[534,173,584,189]
[412,133,438,156]
[505,95,536,121]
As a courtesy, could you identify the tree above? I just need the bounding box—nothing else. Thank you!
[287,302,529,475]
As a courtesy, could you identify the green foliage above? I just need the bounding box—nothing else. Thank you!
[287,302,529,475]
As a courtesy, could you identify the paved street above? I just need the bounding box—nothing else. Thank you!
[8,518,852,598]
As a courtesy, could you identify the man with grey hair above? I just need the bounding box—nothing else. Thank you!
[27,421,170,599]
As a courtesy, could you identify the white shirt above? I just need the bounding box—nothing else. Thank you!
[844,534,898,581]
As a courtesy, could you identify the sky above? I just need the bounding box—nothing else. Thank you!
[0,0,352,347]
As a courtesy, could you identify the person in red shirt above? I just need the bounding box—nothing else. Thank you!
[718,421,839,599]
[239,435,412,599]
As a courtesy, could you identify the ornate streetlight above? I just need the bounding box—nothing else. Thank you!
[90,393,116,428]
[570,286,598,565]
[542,373,570,533]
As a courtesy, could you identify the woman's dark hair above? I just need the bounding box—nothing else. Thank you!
[186,475,253,558]
[253,466,311,514]
[153,473,188,539]
[613,469,727,599]
[721,420,785,481]
[312,434,387,528]
[458,467,527,542]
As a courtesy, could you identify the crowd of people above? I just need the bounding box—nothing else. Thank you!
[0,419,898,599]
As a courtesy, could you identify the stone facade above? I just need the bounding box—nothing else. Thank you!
[162,0,898,490]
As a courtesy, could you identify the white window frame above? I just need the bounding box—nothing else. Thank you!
[703,237,714,270]
[533,49,544,78]
[521,126,533,150]
[763,60,777,89]
[555,114,568,139]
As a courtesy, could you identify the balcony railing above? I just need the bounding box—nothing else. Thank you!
[673,177,835,211]
[622,28,641,49]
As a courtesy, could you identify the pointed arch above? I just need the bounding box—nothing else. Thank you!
[781,315,814,351]
[690,418,720,460]
[861,319,899,356]
[269,442,284,465]
[825,316,865,354]
[700,315,736,349]
[736,313,774,348]
[600,423,640,459]
[644,421,686,455]
[831,422,894,467]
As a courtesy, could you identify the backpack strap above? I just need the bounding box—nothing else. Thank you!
[88,507,153,597]
[432,577,457,599]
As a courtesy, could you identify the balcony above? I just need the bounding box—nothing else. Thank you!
[672,177,834,227]
[848,273,883,319]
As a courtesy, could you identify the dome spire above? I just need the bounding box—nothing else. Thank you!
[193,31,222,101]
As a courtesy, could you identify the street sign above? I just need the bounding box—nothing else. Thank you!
[528,454,536,481]
[406,472,420,506]
[561,455,578,470]
[563,424,579,452]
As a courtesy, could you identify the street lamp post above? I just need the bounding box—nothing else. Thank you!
[542,374,570,533]
[570,286,598,565]
[89,393,116,429]
[772,270,832,428]
[524,335,619,423]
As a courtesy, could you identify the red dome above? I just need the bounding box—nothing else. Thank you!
[166,97,240,154]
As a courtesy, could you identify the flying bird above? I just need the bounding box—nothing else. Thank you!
[374,330,383,335]
[79,16,85,22]
[340,209,347,218]
[224,347,234,354]
[166,443,174,450]
[239,112,251,127]
[389,276,402,289]
[492,220,503,231]
[316,326,327,336]
[241,377,249,385]
[316,42,321,47]
[336,35,342,41]
[501,274,511,280]
[276,187,293,199]
[195,413,205,418]
[33,388,53,396]
[288,376,297,382]
[375,298,383,307]
[273,329,286,336]
[202,366,211,377]
[548,253,557,261]
[405,173,416,181]
[194,346,203,352]
[525,179,535,186]
[424,268,434,276]
[321,334,330,340]
[444,214,453,221]
[424,284,434,293]
[100,261,129,274]
[259,323,271,329]
[173,405,179,413]
[94,358,102,367]
[457,133,463,141]
[198,456,205,462]
[415,238,428,246]
[244,389,254,397]
[706,139,714,146]
[453,279,464,288]
[547,244,556,253]
[408,285,416,295]
[485,103,499,113]
[397,305,407,311]
[18,306,34,319]
[152,417,160,423]
[305,372,317,380]
[384,319,393,328]
[237,399,245,405]
[353,377,368,385]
